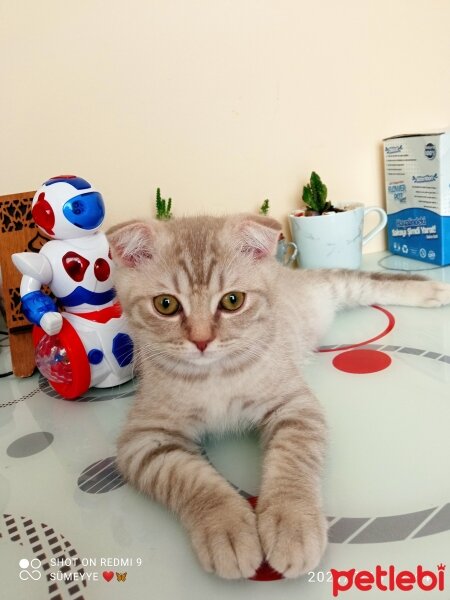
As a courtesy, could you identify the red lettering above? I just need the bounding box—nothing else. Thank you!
[388,565,395,591]
[330,563,445,595]
[331,569,355,597]
[438,566,445,591]
[354,570,374,591]
[375,565,388,591]
[396,571,415,591]
[417,566,437,591]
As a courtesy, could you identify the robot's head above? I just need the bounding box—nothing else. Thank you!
[32,175,105,239]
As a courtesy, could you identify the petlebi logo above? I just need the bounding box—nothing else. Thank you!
[19,558,42,581]
[385,144,403,154]
[412,173,438,183]
[331,564,445,597]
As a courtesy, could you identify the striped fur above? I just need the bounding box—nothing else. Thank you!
[108,214,450,579]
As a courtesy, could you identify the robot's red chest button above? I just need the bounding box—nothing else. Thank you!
[62,252,90,282]
[94,258,110,282]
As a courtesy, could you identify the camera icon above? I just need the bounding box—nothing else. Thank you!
[19,558,42,581]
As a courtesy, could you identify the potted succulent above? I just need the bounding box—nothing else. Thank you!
[289,171,387,269]
[155,188,173,220]
[298,172,343,216]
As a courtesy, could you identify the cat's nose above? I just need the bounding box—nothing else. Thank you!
[192,339,211,352]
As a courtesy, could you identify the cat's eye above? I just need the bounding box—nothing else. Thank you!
[219,291,245,312]
[153,294,181,316]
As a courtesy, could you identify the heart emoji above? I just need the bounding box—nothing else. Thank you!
[103,571,114,582]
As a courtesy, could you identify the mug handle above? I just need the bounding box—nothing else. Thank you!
[283,241,298,265]
[362,207,388,246]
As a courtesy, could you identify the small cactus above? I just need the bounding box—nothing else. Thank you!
[259,199,270,215]
[155,188,172,220]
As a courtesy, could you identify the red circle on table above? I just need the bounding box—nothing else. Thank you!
[332,349,392,374]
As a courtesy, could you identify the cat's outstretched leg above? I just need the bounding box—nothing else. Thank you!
[116,413,263,579]
[301,270,450,309]
[256,387,328,578]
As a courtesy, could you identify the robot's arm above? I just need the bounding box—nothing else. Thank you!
[11,252,62,334]
[13,252,53,286]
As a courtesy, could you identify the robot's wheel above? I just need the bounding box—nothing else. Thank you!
[33,319,91,400]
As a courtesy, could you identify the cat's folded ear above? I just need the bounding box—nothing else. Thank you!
[106,220,158,268]
[233,214,282,259]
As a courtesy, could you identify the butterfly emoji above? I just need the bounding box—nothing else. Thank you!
[116,572,127,582]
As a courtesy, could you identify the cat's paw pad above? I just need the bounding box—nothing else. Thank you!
[190,500,263,579]
[257,503,327,578]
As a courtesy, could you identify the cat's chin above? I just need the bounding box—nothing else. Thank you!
[173,350,247,373]
[183,352,221,366]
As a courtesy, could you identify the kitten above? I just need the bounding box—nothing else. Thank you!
[108,214,450,580]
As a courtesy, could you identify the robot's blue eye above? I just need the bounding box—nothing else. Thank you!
[63,192,105,230]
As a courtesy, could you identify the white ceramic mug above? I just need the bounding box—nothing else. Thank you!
[276,238,298,266]
[288,204,387,269]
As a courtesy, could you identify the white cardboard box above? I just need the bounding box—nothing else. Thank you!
[383,131,450,265]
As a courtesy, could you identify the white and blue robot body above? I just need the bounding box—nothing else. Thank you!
[12,175,134,399]
[39,233,116,313]
[43,234,133,385]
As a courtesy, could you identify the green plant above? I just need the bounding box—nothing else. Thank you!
[302,172,336,215]
[259,199,270,215]
[155,187,172,220]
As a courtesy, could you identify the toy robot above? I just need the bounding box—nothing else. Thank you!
[12,175,134,399]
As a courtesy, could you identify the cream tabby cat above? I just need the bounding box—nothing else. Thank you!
[108,214,450,580]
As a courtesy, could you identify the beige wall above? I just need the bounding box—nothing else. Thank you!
[1,0,449,252]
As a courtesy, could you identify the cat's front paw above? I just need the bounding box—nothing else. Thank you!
[189,497,263,579]
[257,500,327,578]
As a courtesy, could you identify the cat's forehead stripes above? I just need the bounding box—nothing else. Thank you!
[204,257,218,287]
[177,257,195,288]
[177,255,220,289]
[172,226,223,290]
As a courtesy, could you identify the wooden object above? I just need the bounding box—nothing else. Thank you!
[0,190,48,377]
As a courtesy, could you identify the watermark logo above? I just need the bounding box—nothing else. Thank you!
[385,144,403,154]
[19,558,42,581]
[412,174,438,183]
[331,564,445,597]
